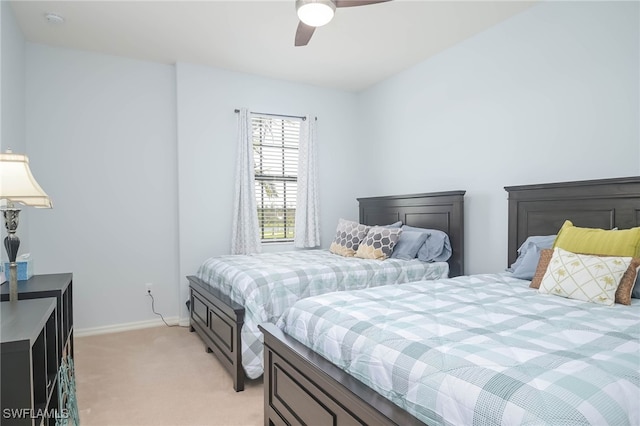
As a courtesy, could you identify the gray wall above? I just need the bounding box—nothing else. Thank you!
[21,46,361,329]
[175,63,361,321]
[1,0,25,154]
[357,1,639,274]
[1,1,30,256]
[25,44,180,330]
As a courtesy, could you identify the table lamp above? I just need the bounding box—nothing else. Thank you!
[0,150,52,301]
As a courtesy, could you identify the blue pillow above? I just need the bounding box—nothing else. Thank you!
[511,246,543,280]
[384,221,402,228]
[426,230,452,262]
[509,235,556,279]
[401,225,452,262]
[390,231,429,260]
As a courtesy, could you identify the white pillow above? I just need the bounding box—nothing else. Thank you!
[539,247,631,306]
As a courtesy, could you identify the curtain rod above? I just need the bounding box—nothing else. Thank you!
[234,109,316,121]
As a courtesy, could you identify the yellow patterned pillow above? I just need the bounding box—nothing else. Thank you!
[553,220,640,257]
[539,247,631,306]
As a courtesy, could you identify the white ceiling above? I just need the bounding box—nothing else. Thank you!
[10,0,535,92]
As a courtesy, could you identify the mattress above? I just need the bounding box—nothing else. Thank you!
[278,273,640,425]
[196,249,449,379]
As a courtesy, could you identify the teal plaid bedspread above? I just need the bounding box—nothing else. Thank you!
[278,273,640,425]
[196,249,448,379]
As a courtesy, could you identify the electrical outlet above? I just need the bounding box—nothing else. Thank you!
[145,283,153,294]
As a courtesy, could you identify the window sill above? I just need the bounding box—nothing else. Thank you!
[260,241,295,253]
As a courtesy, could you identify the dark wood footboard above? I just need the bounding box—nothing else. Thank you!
[260,323,425,426]
[188,275,245,391]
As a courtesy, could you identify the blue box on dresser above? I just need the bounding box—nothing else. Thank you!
[3,259,33,281]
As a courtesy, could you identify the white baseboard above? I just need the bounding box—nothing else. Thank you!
[75,316,185,337]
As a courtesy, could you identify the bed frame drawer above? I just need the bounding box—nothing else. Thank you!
[192,289,234,353]
[268,352,360,425]
[191,292,209,327]
[208,307,234,352]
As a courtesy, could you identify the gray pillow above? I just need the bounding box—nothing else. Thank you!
[401,225,452,262]
[328,218,370,257]
[390,231,429,260]
[509,235,556,279]
[511,245,543,280]
[425,229,452,262]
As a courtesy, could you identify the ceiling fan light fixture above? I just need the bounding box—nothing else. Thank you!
[296,0,336,27]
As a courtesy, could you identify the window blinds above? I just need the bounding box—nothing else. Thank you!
[252,114,301,242]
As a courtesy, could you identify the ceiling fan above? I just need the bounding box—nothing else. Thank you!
[295,0,391,47]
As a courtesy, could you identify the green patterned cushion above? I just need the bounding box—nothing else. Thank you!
[539,247,631,306]
[329,218,370,257]
[355,226,402,260]
[553,220,640,257]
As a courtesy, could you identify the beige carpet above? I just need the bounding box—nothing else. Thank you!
[75,325,263,426]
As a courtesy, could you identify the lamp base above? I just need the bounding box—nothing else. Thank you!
[2,207,21,302]
[7,262,18,302]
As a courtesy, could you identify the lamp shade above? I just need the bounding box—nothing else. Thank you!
[0,151,52,208]
[296,0,336,27]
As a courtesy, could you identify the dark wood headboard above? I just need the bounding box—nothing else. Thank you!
[505,176,640,267]
[357,190,465,277]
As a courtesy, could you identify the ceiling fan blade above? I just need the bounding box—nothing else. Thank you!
[334,0,390,7]
[295,21,316,46]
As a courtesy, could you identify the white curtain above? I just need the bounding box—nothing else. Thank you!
[231,108,262,255]
[294,115,320,248]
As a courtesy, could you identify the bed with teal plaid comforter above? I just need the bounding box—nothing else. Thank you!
[278,273,640,425]
[196,249,449,379]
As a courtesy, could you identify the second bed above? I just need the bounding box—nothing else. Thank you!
[188,190,465,391]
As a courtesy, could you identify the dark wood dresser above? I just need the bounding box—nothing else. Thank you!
[1,273,78,425]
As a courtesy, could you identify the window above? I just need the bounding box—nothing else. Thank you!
[252,114,301,242]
